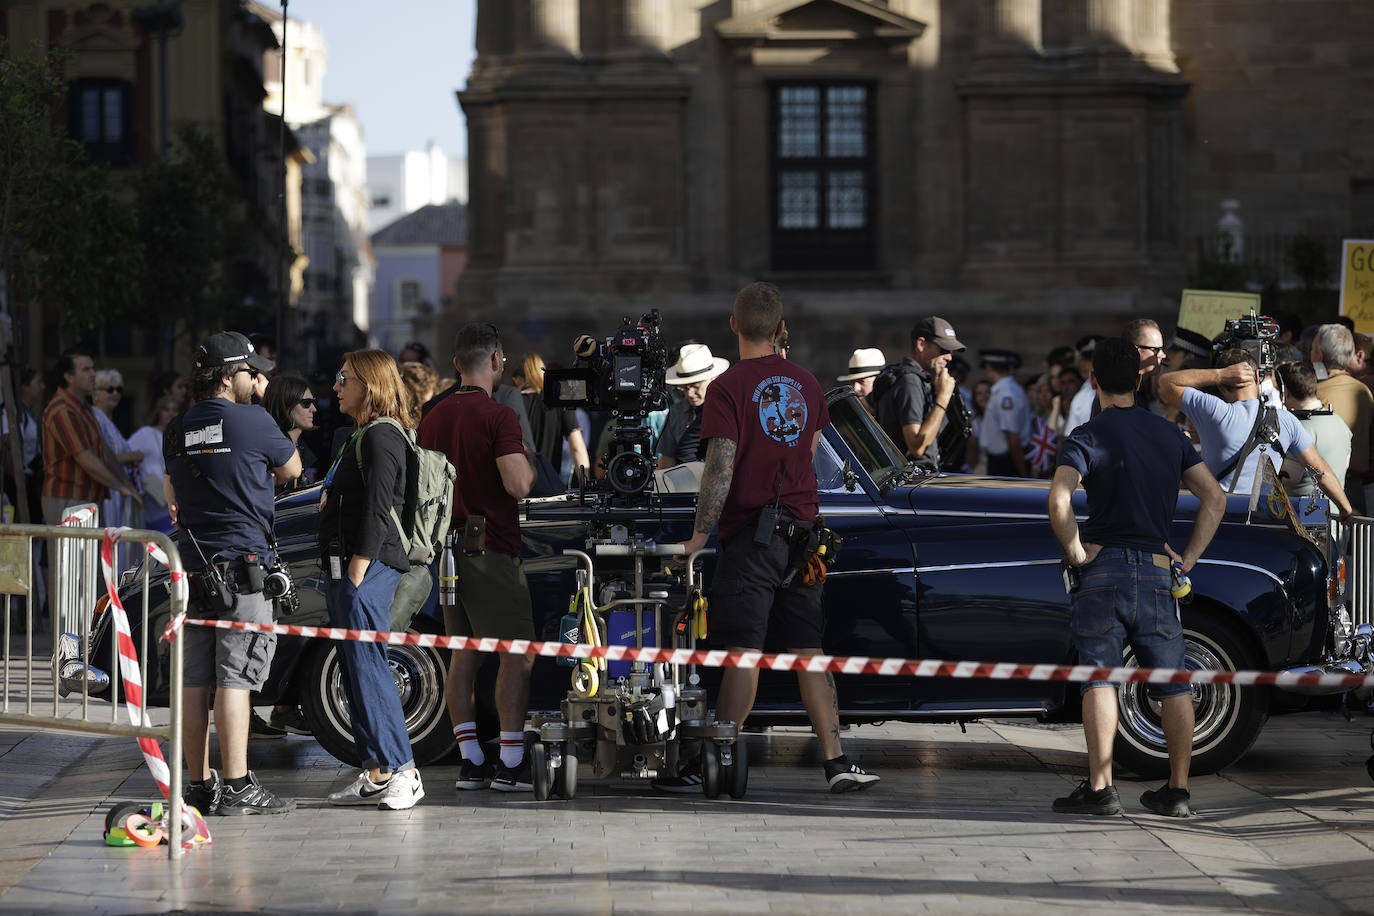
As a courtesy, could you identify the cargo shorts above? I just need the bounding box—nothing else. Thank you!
[183,583,276,691]
[443,551,535,641]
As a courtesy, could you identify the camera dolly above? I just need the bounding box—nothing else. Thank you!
[529,538,747,800]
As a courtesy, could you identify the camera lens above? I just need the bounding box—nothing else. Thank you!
[262,569,291,599]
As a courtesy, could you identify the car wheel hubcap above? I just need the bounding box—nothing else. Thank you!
[1118,636,1238,754]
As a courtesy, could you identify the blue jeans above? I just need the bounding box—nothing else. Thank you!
[326,562,416,771]
[1071,547,1190,699]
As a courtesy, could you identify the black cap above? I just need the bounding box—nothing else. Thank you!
[980,349,1021,370]
[1169,327,1210,358]
[194,331,275,373]
[912,316,966,352]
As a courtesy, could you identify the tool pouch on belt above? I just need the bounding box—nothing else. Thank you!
[190,562,236,617]
[781,517,842,588]
[462,515,487,557]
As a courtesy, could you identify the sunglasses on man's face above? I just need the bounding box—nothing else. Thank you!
[102,386,123,394]
[234,367,260,380]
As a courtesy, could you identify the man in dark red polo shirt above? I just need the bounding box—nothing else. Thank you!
[418,323,535,792]
[659,282,879,794]
[41,347,142,525]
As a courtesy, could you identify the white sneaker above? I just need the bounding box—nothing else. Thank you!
[328,770,387,806]
[378,769,425,811]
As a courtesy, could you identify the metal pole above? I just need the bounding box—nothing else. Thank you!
[276,0,289,362]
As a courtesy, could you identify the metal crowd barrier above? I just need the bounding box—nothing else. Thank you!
[1331,515,1373,627]
[0,521,185,858]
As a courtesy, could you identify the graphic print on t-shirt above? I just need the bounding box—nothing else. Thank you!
[753,375,809,447]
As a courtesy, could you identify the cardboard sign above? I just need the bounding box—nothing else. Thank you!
[1178,289,1263,341]
[1339,240,1374,334]
[0,533,30,596]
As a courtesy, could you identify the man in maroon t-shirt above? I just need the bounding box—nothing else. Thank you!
[418,322,535,793]
[659,282,880,794]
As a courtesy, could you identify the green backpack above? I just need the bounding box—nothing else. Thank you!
[355,416,456,566]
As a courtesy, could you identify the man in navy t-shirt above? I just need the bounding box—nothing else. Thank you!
[1048,337,1225,819]
[164,332,300,817]
[659,282,879,795]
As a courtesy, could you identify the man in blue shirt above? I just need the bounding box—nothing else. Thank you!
[165,332,301,816]
[1049,337,1226,818]
[1158,349,1353,518]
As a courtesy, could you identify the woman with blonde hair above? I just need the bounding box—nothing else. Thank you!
[398,360,437,417]
[319,349,424,810]
[512,351,589,484]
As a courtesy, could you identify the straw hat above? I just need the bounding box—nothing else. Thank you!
[666,343,730,385]
[837,348,886,382]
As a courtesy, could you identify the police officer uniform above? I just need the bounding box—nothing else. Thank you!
[979,349,1032,476]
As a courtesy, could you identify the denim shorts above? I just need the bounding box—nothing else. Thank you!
[1070,547,1190,699]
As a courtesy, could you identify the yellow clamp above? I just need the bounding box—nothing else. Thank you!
[693,594,708,641]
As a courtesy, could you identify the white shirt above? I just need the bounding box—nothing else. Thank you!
[1062,378,1095,437]
[128,426,166,507]
[979,375,1032,456]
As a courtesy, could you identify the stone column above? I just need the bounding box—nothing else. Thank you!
[617,0,669,55]
[1079,0,1132,51]
[1134,0,1174,69]
[519,0,580,59]
[973,0,1041,58]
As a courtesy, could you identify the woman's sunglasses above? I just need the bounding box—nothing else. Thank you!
[297,398,318,409]
[102,386,123,394]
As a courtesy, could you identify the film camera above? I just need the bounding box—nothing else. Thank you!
[544,310,670,500]
[1212,309,1281,376]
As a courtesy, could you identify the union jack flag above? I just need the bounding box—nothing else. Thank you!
[1026,416,1059,474]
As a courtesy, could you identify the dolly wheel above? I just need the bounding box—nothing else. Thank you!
[559,745,578,799]
[701,741,722,799]
[726,740,749,799]
[531,743,551,801]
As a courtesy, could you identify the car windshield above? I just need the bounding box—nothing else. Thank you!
[828,393,907,488]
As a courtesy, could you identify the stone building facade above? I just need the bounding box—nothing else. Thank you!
[456,0,1373,374]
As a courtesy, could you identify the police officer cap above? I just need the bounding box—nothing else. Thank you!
[194,331,275,373]
[980,349,1021,370]
[1168,326,1210,358]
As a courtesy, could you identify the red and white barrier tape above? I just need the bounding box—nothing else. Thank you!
[98,529,207,848]
[182,617,1374,690]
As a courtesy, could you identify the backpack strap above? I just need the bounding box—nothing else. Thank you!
[353,417,415,554]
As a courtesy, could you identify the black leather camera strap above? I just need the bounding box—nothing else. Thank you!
[1215,404,1280,494]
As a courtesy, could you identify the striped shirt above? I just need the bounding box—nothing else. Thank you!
[42,385,107,502]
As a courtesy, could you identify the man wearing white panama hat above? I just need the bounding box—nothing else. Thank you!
[656,343,730,469]
[837,348,886,397]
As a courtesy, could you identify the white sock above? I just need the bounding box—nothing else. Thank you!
[499,731,524,768]
[454,722,484,765]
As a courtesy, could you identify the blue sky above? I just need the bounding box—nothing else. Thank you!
[282,0,476,157]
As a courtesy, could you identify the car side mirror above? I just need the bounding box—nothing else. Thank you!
[842,459,858,493]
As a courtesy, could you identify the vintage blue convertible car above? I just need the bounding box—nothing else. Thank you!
[90,388,1365,778]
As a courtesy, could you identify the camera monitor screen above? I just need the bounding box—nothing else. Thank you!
[543,368,598,408]
[615,355,642,393]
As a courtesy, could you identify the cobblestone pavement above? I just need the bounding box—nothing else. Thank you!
[3,709,1374,915]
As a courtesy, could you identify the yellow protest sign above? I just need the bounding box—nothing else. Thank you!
[1178,289,1263,340]
[1339,240,1374,334]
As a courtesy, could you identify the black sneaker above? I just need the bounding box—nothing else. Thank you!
[1052,780,1123,815]
[651,756,703,794]
[824,757,880,793]
[183,769,221,817]
[490,757,532,792]
[268,706,312,736]
[1140,784,1192,818]
[218,771,295,816]
[248,711,286,739]
[456,758,494,791]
